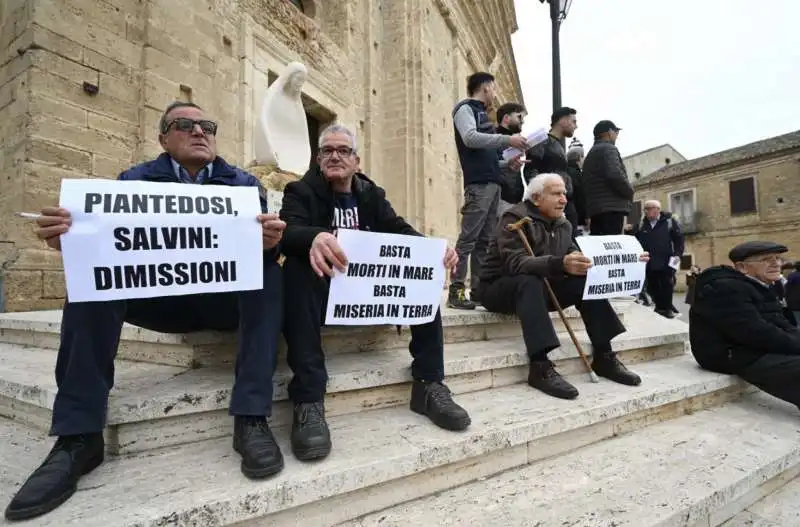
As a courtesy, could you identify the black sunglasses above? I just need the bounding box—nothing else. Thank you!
[163,118,218,136]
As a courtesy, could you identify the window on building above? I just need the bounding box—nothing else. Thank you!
[288,0,304,12]
[669,189,696,231]
[729,177,757,215]
[629,200,642,226]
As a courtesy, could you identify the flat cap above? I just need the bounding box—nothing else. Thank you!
[728,241,788,262]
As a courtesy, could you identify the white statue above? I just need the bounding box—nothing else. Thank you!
[254,61,311,175]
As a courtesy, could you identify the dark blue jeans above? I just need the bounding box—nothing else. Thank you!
[50,253,283,436]
[282,256,445,403]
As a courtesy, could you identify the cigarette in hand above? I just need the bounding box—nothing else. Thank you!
[16,212,42,220]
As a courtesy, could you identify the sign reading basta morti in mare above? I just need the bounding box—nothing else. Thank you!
[325,230,447,326]
[576,234,646,301]
[58,179,264,303]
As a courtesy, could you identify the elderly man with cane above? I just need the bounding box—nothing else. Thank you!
[476,173,648,399]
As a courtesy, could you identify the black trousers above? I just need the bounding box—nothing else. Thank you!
[479,274,625,360]
[739,354,800,408]
[282,256,445,403]
[590,212,626,235]
[51,253,283,436]
[646,268,675,312]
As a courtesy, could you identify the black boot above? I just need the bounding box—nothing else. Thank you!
[655,309,675,319]
[410,380,471,431]
[528,360,579,399]
[592,351,642,386]
[291,402,332,461]
[4,433,104,521]
[233,416,284,479]
[447,285,475,310]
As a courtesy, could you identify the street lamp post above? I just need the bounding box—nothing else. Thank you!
[540,0,573,114]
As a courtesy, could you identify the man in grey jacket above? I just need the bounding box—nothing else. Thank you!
[449,72,528,309]
[582,120,635,235]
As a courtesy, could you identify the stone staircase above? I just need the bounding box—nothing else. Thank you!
[0,300,797,526]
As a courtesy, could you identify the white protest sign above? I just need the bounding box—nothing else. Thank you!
[576,235,646,300]
[325,230,447,326]
[59,179,264,303]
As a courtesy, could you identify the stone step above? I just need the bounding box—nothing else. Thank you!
[0,356,749,527]
[0,319,686,455]
[723,472,800,526]
[0,303,630,368]
[339,392,800,527]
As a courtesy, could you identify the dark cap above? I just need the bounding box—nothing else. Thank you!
[593,120,621,138]
[728,241,788,263]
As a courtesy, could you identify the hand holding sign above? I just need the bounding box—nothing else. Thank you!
[310,231,348,277]
[35,207,72,251]
[257,213,286,250]
[563,252,593,276]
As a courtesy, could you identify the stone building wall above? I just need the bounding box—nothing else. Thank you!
[0,0,523,311]
[634,148,800,270]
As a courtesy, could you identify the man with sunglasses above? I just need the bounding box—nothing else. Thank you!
[690,241,800,410]
[5,102,286,522]
[280,124,471,463]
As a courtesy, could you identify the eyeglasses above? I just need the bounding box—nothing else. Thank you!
[163,118,218,136]
[745,255,783,265]
[320,146,355,158]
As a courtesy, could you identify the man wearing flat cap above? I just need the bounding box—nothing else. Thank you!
[581,120,634,235]
[689,241,800,409]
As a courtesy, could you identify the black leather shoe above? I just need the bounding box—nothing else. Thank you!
[410,380,471,431]
[592,352,642,386]
[528,360,579,399]
[4,433,104,522]
[233,416,284,479]
[291,402,332,461]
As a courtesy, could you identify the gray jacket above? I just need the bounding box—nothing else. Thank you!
[581,140,634,217]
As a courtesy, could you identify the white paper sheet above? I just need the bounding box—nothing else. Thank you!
[59,179,264,302]
[576,235,647,300]
[325,230,447,326]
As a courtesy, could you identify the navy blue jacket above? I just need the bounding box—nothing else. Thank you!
[634,212,685,271]
[118,153,269,213]
[453,99,502,187]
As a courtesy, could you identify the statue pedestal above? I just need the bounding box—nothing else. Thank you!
[249,164,303,266]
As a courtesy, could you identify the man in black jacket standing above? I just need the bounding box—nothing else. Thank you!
[582,120,634,235]
[635,200,684,318]
[523,107,579,233]
[280,124,471,463]
[495,102,528,216]
[690,241,800,409]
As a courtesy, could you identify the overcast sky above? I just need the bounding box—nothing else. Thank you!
[511,0,800,159]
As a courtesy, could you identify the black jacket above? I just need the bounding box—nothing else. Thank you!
[581,140,634,217]
[279,167,421,258]
[496,125,525,203]
[689,266,800,374]
[567,160,586,227]
[523,134,578,228]
[634,212,684,271]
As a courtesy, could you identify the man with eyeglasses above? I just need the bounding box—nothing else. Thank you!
[5,102,287,522]
[280,124,471,463]
[690,241,800,410]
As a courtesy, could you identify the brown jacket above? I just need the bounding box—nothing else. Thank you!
[480,200,577,283]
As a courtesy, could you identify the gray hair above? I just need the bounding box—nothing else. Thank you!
[644,199,662,209]
[524,173,565,202]
[566,148,583,164]
[159,101,202,134]
[318,124,358,152]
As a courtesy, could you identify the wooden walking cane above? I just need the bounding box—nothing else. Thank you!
[505,218,600,383]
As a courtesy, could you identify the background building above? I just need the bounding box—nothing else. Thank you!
[0,0,522,311]
[623,143,686,184]
[633,130,800,271]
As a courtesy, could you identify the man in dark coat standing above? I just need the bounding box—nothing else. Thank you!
[634,199,684,318]
[582,120,634,235]
[690,241,800,409]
